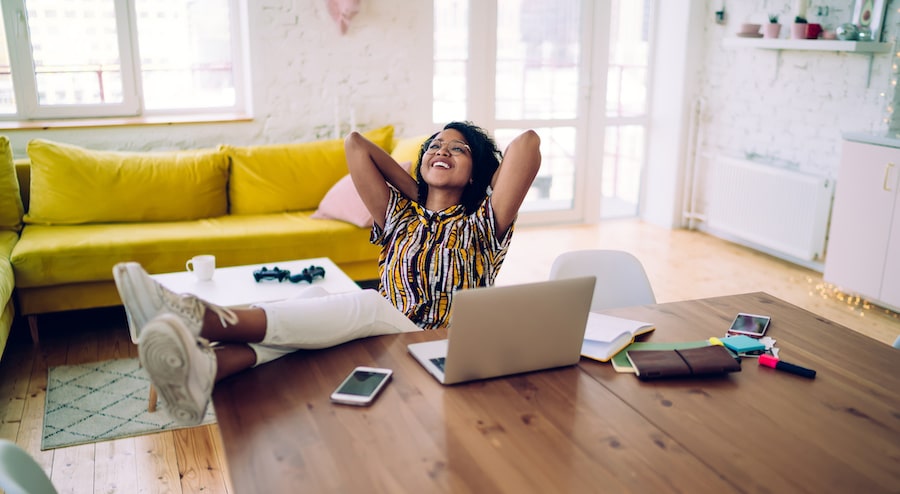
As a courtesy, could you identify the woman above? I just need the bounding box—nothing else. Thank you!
[115,122,540,425]
[347,121,540,328]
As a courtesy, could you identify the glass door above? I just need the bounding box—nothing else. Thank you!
[433,0,653,223]
[602,0,652,219]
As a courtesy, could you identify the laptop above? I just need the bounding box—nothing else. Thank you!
[407,276,595,385]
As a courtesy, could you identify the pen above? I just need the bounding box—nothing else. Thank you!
[758,354,816,379]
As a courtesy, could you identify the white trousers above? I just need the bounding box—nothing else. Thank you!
[247,287,420,366]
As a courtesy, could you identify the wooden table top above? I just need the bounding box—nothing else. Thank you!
[212,292,900,493]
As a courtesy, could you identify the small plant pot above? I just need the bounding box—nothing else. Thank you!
[763,24,782,39]
[791,23,808,39]
[805,23,822,39]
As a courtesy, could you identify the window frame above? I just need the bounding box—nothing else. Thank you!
[0,0,247,122]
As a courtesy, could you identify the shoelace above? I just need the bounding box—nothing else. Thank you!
[205,300,239,328]
[179,293,239,329]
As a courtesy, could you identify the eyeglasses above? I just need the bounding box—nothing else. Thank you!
[424,139,470,156]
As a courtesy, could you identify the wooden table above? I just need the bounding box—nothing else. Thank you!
[211,292,900,493]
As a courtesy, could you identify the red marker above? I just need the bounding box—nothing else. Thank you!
[758,354,816,379]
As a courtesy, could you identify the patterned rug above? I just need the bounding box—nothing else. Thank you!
[42,358,216,450]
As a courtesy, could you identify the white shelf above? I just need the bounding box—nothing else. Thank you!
[723,38,892,54]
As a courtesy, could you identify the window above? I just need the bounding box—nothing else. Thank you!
[0,0,246,121]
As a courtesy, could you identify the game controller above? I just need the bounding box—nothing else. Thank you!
[253,266,291,282]
[288,265,326,284]
[253,265,326,284]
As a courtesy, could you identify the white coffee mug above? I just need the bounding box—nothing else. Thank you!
[186,254,216,281]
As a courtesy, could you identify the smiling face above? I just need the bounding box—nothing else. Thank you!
[419,129,474,192]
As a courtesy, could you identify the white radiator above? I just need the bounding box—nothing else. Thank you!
[706,156,835,262]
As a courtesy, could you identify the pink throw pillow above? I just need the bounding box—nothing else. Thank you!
[311,174,372,227]
[312,161,411,227]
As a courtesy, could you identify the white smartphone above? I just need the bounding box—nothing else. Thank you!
[330,366,393,406]
[727,312,771,338]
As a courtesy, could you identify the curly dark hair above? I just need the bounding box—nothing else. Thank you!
[415,121,502,215]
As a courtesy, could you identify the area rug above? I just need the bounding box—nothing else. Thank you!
[42,358,216,450]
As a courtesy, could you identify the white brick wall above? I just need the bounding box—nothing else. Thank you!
[696,0,899,179]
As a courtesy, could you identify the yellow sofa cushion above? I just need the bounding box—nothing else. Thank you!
[391,134,429,165]
[10,214,378,287]
[391,134,430,179]
[0,137,24,232]
[24,139,229,225]
[0,231,16,303]
[223,125,394,215]
[0,230,15,359]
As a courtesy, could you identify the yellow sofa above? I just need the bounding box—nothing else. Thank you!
[2,126,427,348]
[1,137,24,360]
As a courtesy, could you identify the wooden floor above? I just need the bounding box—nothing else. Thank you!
[1,220,897,494]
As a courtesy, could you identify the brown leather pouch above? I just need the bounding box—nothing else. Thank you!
[626,345,741,380]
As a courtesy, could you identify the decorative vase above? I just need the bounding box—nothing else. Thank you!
[835,23,859,40]
[763,24,782,38]
[791,23,808,39]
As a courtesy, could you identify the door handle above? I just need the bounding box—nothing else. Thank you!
[885,162,895,191]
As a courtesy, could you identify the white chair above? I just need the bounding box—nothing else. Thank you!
[0,440,57,494]
[549,249,656,311]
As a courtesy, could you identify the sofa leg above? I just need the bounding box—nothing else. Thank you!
[27,315,39,343]
[148,385,158,413]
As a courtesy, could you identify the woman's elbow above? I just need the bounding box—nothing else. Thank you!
[511,129,541,153]
[344,131,364,150]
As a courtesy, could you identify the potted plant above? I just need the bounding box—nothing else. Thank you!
[791,15,808,39]
[764,14,782,38]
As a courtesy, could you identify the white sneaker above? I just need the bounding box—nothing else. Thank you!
[139,313,217,426]
[113,262,237,343]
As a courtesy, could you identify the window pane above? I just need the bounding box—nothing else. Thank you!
[497,126,575,212]
[0,9,15,114]
[495,0,580,120]
[433,0,468,122]
[25,0,124,105]
[135,0,234,110]
[606,0,649,117]
[602,125,644,217]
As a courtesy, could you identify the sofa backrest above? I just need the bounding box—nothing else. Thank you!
[0,137,24,233]
[6,126,414,227]
[24,139,230,225]
[220,125,395,215]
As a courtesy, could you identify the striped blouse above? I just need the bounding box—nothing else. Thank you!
[371,187,514,329]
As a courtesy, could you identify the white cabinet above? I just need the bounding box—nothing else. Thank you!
[824,138,900,311]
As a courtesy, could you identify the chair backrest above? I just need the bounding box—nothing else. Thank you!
[549,249,656,311]
[0,440,57,494]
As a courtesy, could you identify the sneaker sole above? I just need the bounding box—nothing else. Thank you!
[113,263,159,343]
[139,315,208,426]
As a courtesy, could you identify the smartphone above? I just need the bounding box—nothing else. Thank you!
[727,312,771,338]
[330,366,393,406]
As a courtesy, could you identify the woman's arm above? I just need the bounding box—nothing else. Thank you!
[345,131,418,228]
[489,129,541,237]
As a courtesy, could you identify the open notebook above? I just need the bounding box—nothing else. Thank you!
[580,313,656,362]
[407,277,595,385]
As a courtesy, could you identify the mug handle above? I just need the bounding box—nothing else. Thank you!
[186,259,194,272]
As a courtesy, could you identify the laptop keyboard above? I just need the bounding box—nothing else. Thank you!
[430,357,446,372]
